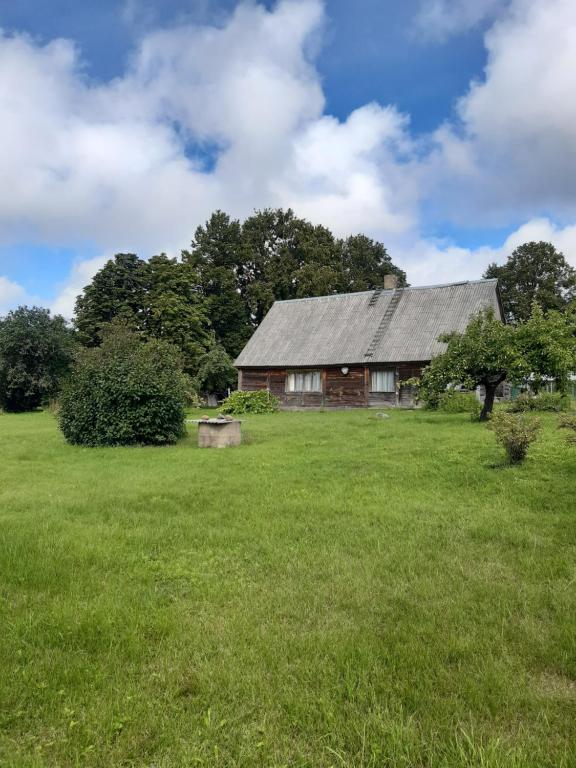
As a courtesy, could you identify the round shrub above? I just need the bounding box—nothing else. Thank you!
[489,411,541,465]
[59,328,188,446]
[219,390,279,415]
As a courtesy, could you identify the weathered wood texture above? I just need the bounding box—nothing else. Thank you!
[238,362,428,408]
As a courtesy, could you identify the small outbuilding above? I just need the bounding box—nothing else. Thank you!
[234,276,503,408]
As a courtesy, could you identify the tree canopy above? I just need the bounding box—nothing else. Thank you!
[419,304,576,420]
[0,306,74,412]
[484,241,576,323]
[76,207,407,366]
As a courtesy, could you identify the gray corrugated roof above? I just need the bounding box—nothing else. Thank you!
[235,279,501,367]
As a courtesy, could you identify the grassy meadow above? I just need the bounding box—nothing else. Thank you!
[0,408,575,767]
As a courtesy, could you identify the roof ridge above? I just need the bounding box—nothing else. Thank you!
[273,278,497,305]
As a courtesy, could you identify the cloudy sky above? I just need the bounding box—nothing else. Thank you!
[0,0,575,316]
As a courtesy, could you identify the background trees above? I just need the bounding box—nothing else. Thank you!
[484,241,576,323]
[77,208,407,367]
[0,307,74,412]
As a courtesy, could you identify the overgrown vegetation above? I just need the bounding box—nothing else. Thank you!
[59,325,188,446]
[219,389,279,414]
[0,409,574,767]
[437,389,481,417]
[507,391,571,412]
[489,411,541,464]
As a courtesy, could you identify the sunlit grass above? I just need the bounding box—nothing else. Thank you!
[0,408,575,767]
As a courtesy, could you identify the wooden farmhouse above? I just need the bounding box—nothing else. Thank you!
[234,276,503,408]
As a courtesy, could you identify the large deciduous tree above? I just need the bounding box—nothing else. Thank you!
[419,304,576,420]
[75,253,148,346]
[0,306,75,412]
[419,309,526,421]
[74,252,212,375]
[145,253,211,375]
[484,241,576,323]
[339,234,407,292]
[183,211,252,358]
[515,303,576,394]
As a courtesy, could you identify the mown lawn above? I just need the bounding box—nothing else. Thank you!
[0,408,575,767]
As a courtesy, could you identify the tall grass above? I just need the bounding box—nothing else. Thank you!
[0,409,575,767]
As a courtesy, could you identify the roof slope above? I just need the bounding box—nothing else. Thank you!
[235,279,501,367]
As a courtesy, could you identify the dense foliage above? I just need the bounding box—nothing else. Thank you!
[489,412,541,465]
[437,389,481,417]
[219,389,279,415]
[0,306,74,412]
[419,304,576,420]
[75,253,210,374]
[507,392,571,413]
[59,326,187,446]
[419,308,525,420]
[193,345,237,396]
[484,241,576,323]
[75,208,407,367]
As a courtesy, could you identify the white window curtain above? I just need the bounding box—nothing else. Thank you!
[286,371,321,393]
[370,370,395,392]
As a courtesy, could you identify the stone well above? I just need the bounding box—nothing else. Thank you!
[191,417,242,448]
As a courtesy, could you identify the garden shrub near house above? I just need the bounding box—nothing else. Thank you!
[507,391,571,412]
[59,326,188,446]
[437,389,481,418]
[220,390,279,415]
[489,411,541,465]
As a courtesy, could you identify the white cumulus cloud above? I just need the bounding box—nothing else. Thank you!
[0,0,574,318]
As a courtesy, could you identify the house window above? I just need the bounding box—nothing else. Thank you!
[286,370,321,393]
[370,370,395,392]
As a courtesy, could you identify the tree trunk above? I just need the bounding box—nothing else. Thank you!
[480,384,497,421]
[479,373,506,421]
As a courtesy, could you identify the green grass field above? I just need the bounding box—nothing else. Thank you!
[1,408,575,767]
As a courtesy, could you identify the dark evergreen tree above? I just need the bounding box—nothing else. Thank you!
[484,241,576,323]
[0,306,74,412]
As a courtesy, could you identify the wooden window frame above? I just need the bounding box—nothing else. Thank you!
[369,368,396,393]
[285,369,322,394]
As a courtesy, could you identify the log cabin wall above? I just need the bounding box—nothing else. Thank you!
[238,361,429,408]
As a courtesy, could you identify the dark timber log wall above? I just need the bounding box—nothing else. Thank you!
[238,362,428,408]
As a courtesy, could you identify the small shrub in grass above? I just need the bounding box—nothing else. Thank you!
[59,326,187,446]
[558,413,576,445]
[219,390,279,415]
[438,389,481,418]
[489,411,541,465]
[507,391,570,412]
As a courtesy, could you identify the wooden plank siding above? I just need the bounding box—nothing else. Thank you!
[238,362,429,408]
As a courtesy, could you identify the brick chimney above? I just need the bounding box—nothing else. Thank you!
[384,274,398,290]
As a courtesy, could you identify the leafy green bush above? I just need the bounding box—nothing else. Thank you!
[489,411,541,464]
[59,326,188,446]
[437,389,481,417]
[558,413,576,445]
[558,413,576,430]
[507,391,570,412]
[220,390,279,415]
